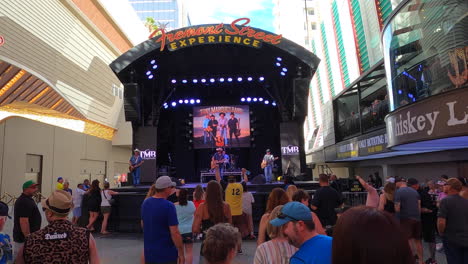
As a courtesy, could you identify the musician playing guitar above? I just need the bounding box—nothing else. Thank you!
[262,149,279,183]
[207,115,218,146]
[129,149,144,186]
[211,147,226,181]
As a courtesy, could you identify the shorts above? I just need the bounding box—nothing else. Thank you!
[101,206,111,214]
[181,233,193,244]
[73,207,82,218]
[421,217,436,243]
[232,215,243,229]
[400,218,422,240]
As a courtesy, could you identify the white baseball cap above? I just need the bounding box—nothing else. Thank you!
[155,176,176,189]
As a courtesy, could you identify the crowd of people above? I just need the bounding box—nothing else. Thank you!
[0,173,466,264]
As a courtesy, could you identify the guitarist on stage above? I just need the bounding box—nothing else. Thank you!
[129,149,144,186]
[262,149,278,183]
[212,147,226,181]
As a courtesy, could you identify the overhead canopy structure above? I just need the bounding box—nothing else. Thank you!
[110,18,320,125]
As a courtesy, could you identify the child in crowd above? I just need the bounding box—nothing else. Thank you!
[0,201,12,264]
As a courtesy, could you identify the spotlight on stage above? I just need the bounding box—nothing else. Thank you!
[227,77,233,82]
[237,77,243,82]
[201,79,206,83]
[219,78,225,82]
[150,60,156,64]
[171,102,177,107]
[193,79,198,83]
[178,99,183,104]
[146,71,151,76]
[280,72,286,76]
[182,79,188,83]
[184,99,189,104]
[171,79,177,84]
[210,78,215,83]
[163,103,168,109]
[196,99,201,103]
[259,97,264,102]
[241,97,245,102]
[253,98,258,102]
[264,100,270,104]
[275,62,281,67]
[247,77,253,81]
[272,101,277,106]
[276,57,282,61]
[148,75,154,79]
[259,76,265,81]
[190,99,195,104]
[247,97,252,102]
[282,67,288,72]
[152,65,158,69]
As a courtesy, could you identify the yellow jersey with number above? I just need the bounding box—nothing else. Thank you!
[225,183,243,216]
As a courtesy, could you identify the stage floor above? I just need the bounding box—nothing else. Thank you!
[114,180,319,194]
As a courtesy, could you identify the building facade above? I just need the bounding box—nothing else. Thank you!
[0,0,146,197]
[274,0,468,183]
[129,0,190,32]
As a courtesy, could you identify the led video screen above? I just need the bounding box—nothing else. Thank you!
[193,105,250,149]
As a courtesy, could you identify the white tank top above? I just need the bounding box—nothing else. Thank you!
[100,190,111,206]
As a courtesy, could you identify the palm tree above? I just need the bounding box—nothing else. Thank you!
[145,17,159,33]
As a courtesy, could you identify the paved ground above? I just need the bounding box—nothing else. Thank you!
[94,232,448,264]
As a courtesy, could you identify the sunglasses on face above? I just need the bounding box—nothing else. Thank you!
[277,212,299,221]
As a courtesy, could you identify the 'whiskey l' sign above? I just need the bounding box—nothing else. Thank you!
[386,88,468,147]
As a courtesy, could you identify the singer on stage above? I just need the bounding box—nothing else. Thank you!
[212,147,226,181]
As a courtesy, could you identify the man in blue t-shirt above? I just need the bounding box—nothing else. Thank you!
[271,201,332,264]
[141,176,184,264]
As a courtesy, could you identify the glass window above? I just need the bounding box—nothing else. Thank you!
[382,0,468,111]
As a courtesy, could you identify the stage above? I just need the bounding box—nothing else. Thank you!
[108,180,319,232]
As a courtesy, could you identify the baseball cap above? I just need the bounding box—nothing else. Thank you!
[385,177,395,183]
[266,149,271,152]
[216,147,223,151]
[22,180,39,190]
[134,148,140,152]
[0,201,11,219]
[407,178,419,186]
[41,190,73,215]
[270,202,312,226]
[155,176,176,189]
[57,177,63,181]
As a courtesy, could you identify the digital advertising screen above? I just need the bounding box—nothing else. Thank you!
[193,105,250,149]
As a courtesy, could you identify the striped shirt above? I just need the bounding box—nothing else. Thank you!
[254,240,298,264]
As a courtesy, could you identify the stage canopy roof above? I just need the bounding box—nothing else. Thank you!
[109,18,320,124]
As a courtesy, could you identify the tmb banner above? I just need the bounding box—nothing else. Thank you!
[133,126,157,183]
[280,122,301,177]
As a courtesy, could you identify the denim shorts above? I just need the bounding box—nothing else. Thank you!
[73,207,81,217]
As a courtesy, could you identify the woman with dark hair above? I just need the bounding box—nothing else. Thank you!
[332,206,414,264]
[192,184,205,209]
[291,189,326,235]
[175,189,195,264]
[378,182,396,214]
[192,181,232,255]
[257,188,290,245]
[86,179,101,231]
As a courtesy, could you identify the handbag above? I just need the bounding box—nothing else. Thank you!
[103,190,115,206]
